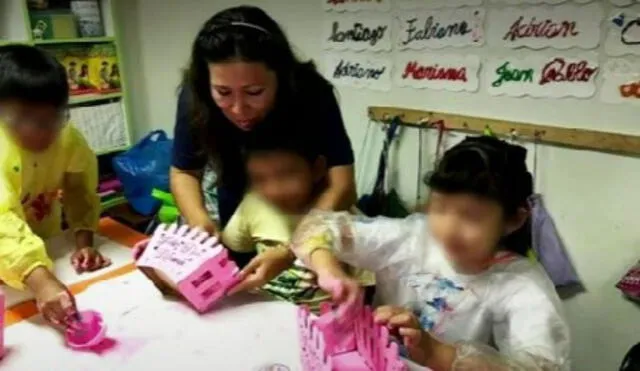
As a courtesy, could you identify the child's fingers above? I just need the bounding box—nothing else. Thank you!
[374,306,406,324]
[399,327,423,347]
[387,312,421,329]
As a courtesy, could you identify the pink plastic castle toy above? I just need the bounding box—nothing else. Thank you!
[0,288,4,359]
[136,223,241,313]
[297,302,408,371]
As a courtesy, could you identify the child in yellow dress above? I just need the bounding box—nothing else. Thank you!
[0,45,110,328]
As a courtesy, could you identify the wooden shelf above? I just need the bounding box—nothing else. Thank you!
[70,92,122,105]
[34,36,116,45]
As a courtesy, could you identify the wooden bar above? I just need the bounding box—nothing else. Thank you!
[368,106,640,156]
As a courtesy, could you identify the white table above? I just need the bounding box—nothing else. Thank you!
[4,232,135,307]
[3,271,426,370]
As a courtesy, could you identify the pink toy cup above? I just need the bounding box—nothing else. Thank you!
[65,310,107,350]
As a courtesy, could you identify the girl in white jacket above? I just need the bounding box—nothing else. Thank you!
[289,136,570,370]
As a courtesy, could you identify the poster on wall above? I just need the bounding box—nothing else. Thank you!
[395,8,485,49]
[322,0,391,12]
[396,0,483,10]
[324,52,392,91]
[394,53,481,92]
[489,3,603,50]
[605,7,640,56]
[601,58,640,105]
[323,12,392,51]
[490,0,592,4]
[609,0,640,6]
[486,54,599,98]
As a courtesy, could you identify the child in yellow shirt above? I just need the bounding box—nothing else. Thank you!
[223,125,374,308]
[0,45,110,328]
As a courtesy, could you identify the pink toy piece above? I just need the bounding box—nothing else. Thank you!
[1,288,5,359]
[298,303,410,371]
[65,310,107,350]
[136,224,241,313]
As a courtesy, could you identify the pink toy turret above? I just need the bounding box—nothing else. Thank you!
[136,224,240,313]
[0,288,4,359]
[297,302,408,371]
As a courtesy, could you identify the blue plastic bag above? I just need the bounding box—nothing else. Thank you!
[112,130,172,215]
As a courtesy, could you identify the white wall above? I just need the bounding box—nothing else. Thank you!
[117,1,640,369]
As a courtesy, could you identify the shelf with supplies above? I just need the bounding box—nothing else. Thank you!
[2,0,134,212]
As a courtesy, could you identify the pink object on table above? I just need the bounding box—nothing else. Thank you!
[0,288,4,359]
[65,310,107,350]
[135,224,240,313]
[298,302,408,371]
[617,260,640,301]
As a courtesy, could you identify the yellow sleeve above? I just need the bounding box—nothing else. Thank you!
[0,133,52,289]
[221,193,292,252]
[221,197,254,253]
[62,126,99,233]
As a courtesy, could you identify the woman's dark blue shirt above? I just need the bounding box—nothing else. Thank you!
[171,88,354,227]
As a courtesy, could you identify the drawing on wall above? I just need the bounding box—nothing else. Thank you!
[396,0,483,9]
[324,52,392,91]
[395,8,485,49]
[489,3,603,50]
[601,58,640,105]
[323,12,393,51]
[486,54,599,98]
[490,0,592,4]
[394,53,481,92]
[609,0,640,6]
[322,0,391,12]
[606,7,640,56]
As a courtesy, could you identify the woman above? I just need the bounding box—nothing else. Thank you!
[171,6,356,264]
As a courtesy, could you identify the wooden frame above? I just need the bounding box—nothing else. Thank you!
[368,106,640,156]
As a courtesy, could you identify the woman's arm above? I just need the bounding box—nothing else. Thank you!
[313,86,357,212]
[313,165,357,211]
[170,167,216,233]
[171,89,217,234]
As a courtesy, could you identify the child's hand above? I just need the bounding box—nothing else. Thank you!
[25,267,78,329]
[71,247,111,274]
[227,246,295,295]
[311,249,363,317]
[374,306,434,366]
[132,239,149,261]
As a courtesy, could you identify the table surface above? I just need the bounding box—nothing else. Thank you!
[1,219,426,371]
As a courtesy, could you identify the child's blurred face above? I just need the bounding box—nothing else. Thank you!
[247,151,324,214]
[2,101,66,152]
[427,192,522,272]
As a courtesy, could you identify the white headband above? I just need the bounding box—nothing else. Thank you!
[228,21,269,34]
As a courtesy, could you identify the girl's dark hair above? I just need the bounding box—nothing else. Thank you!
[244,122,321,165]
[0,44,68,107]
[183,5,332,183]
[425,136,533,256]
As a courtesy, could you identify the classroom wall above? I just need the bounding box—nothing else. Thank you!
[116,1,640,369]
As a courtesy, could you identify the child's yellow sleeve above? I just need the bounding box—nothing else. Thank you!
[62,126,99,233]
[222,193,292,252]
[0,138,52,289]
[222,198,254,253]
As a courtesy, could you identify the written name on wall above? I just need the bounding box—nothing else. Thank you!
[396,8,485,49]
[487,55,599,98]
[394,54,481,92]
[324,12,392,51]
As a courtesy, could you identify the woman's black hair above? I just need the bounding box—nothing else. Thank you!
[183,5,333,183]
[425,136,533,256]
[0,44,68,107]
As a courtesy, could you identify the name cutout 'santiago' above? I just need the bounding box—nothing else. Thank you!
[324,13,393,51]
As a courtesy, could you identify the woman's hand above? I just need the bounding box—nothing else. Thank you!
[71,247,111,273]
[227,246,295,295]
[374,306,435,367]
[26,267,78,329]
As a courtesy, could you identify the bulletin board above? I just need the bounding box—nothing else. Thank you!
[319,0,640,136]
